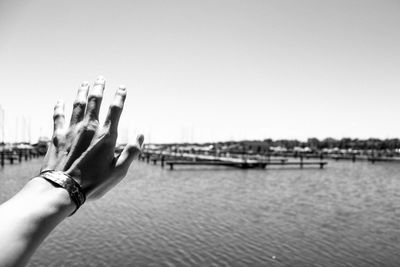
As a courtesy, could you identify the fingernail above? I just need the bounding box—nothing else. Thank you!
[95,75,106,85]
[81,81,89,87]
[54,100,65,113]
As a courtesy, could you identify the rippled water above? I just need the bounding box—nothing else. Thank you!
[2,158,400,266]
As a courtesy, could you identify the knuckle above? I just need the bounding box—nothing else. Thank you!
[127,144,141,155]
[109,104,122,114]
[53,113,64,120]
[73,101,86,110]
[111,104,122,111]
[87,94,103,102]
[83,120,99,133]
[54,129,63,136]
[102,124,114,135]
[100,129,112,140]
[66,131,75,141]
[106,124,118,136]
[52,131,65,146]
[116,89,127,98]
[52,136,59,146]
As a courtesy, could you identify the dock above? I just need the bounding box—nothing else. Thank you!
[165,160,327,170]
[0,146,40,167]
[140,150,327,170]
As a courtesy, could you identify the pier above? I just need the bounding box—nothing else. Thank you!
[165,160,327,170]
[0,145,40,167]
[140,150,327,170]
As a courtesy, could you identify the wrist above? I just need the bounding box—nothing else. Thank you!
[38,170,86,215]
[23,178,77,218]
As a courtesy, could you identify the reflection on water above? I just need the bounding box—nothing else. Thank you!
[2,159,400,266]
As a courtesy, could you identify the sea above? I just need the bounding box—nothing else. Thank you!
[1,158,400,267]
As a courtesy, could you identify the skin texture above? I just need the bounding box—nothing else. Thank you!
[42,76,144,199]
[0,76,143,267]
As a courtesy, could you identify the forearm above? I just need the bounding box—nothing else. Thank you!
[0,77,140,267]
[0,178,75,267]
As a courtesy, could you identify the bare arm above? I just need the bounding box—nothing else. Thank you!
[0,178,74,267]
[0,76,143,267]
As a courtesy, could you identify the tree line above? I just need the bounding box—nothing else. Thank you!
[257,138,400,150]
[161,138,400,151]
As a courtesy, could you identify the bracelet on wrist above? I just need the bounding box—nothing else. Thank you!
[38,170,86,216]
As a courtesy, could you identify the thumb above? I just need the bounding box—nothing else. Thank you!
[114,134,144,175]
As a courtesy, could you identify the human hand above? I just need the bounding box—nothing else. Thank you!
[41,76,144,199]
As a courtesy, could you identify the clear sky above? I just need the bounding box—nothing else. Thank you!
[0,0,399,143]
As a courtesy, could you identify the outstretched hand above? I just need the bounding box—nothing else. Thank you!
[41,76,144,199]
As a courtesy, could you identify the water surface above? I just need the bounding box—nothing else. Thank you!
[1,159,400,266]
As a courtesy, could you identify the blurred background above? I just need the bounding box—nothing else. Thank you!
[1,0,399,144]
[2,1,400,267]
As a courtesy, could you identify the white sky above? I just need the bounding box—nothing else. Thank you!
[0,0,399,143]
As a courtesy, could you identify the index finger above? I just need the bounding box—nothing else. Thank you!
[53,100,65,131]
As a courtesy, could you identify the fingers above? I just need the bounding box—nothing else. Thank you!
[70,81,89,126]
[104,85,127,134]
[115,134,144,175]
[53,100,65,131]
[85,76,105,121]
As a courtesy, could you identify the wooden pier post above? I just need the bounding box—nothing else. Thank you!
[161,156,165,168]
[300,155,303,169]
[370,151,375,164]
